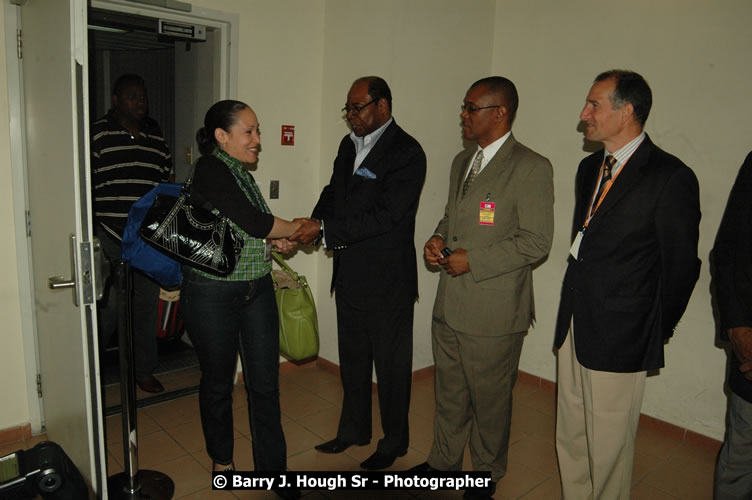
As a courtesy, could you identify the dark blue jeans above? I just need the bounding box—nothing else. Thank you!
[181,269,287,471]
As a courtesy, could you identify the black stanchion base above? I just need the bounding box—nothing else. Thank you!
[107,470,175,499]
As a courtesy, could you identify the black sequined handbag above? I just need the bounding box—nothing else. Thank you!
[139,175,243,277]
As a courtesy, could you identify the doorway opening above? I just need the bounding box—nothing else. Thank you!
[87,6,221,414]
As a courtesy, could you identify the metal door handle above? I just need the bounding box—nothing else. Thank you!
[47,235,88,307]
[48,276,76,289]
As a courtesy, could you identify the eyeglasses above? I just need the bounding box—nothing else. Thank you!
[342,99,377,115]
[461,104,501,114]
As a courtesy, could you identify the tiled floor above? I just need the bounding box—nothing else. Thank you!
[102,358,201,410]
[3,362,719,499]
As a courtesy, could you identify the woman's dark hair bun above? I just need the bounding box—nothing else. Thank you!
[196,100,249,156]
[195,127,211,154]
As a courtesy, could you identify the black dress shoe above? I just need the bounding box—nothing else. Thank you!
[314,438,367,454]
[408,461,439,472]
[273,486,301,500]
[360,449,407,470]
[463,480,496,500]
[135,375,164,393]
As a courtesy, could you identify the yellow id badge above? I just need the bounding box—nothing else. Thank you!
[479,202,496,225]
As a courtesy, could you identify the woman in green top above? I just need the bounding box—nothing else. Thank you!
[181,100,300,500]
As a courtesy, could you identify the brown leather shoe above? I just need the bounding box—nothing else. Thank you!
[136,375,164,393]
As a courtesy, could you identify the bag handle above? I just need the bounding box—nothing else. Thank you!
[181,163,197,196]
[272,251,298,278]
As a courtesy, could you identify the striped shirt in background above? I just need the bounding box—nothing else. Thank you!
[91,111,172,240]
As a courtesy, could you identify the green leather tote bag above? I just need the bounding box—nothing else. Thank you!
[271,252,320,361]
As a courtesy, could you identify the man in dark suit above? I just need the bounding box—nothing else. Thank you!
[414,76,554,500]
[291,76,426,470]
[554,70,700,499]
[712,152,752,499]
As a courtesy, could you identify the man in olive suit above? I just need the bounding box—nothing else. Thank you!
[415,76,554,500]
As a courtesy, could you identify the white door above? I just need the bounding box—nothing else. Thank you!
[21,0,106,495]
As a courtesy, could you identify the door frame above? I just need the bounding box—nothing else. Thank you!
[6,0,237,436]
[3,1,43,435]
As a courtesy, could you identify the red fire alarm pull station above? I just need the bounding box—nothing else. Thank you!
[281,125,295,146]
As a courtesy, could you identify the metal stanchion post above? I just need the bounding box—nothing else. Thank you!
[108,260,174,499]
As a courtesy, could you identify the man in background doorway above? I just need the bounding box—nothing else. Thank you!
[91,73,173,393]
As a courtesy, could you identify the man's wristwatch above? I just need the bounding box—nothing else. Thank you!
[314,218,323,245]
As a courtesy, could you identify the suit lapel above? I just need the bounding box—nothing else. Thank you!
[587,136,654,226]
[349,121,398,189]
[454,149,476,199]
[575,155,602,227]
[339,140,356,190]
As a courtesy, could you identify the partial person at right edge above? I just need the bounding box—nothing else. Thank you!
[554,70,701,500]
[712,151,752,500]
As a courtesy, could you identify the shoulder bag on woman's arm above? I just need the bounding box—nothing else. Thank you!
[139,170,244,277]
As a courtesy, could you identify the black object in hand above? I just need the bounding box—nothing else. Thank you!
[440,247,453,258]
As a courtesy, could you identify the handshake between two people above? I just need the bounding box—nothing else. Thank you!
[269,217,322,254]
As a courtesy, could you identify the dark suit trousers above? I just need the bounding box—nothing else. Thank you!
[96,226,159,379]
[334,296,413,456]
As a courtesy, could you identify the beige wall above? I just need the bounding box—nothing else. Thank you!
[2,0,750,441]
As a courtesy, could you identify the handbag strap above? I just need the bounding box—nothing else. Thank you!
[272,252,298,278]
[180,163,197,196]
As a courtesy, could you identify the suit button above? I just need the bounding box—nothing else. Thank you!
[452,236,458,242]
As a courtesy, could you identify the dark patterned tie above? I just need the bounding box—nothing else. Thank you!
[462,150,484,198]
[595,155,616,202]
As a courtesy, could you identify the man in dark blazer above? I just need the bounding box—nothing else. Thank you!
[414,76,554,500]
[712,152,752,499]
[291,76,426,470]
[554,70,701,499]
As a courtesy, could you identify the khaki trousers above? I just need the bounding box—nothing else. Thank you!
[428,318,525,482]
[556,326,646,500]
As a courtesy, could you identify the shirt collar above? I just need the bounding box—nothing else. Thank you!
[350,117,393,148]
[213,146,246,174]
[605,131,646,172]
[476,130,511,160]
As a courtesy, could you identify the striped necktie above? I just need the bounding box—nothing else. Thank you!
[595,155,616,202]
